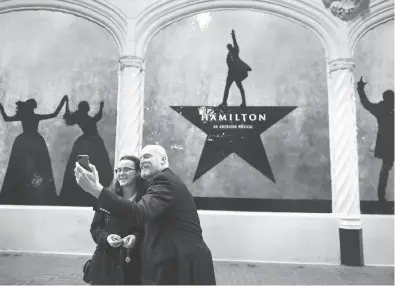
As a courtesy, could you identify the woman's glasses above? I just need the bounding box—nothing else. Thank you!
[114,167,135,174]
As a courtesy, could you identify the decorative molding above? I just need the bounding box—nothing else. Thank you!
[134,0,340,59]
[322,0,364,21]
[339,216,362,229]
[349,0,394,53]
[328,58,355,72]
[119,55,144,71]
[0,0,128,52]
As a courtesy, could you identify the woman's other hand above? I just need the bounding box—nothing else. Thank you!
[107,234,122,248]
[122,234,136,249]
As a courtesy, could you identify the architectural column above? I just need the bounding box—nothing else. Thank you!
[115,55,145,163]
[327,58,364,266]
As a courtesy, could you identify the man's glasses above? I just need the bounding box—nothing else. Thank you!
[114,167,136,174]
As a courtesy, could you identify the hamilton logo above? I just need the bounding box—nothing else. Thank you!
[170,29,297,182]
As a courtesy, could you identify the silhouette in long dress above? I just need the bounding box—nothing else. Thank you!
[58,98,113,206]
[219,29,252,108]
[0,96,67,205]
[357,76,394,202]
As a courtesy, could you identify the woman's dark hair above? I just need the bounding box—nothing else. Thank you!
[108,155,147,199]
[64,100,90,126]
[16,99,37,114]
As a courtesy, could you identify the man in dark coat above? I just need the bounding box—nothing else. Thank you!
[357,76,394,202]
[75,144,216,285]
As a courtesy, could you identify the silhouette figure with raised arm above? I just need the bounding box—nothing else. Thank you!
[0,95,67,205]
[219,29,252,108]
[58,98,113,206]
[357,76,394,202]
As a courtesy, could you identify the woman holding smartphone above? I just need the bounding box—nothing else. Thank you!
[88,155,146,285]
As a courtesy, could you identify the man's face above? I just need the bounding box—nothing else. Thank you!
[140,147,164,180]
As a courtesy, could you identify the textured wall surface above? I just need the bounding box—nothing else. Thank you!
[0,11,119,200]
[143,11,331,199]
[354,20,394,201]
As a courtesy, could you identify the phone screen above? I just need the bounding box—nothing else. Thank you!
[77,155,92,172]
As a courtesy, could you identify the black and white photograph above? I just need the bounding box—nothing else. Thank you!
[0,0,393,285]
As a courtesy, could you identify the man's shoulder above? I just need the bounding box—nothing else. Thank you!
[152,168,178,180]
[150,169,185,188]
[151,168,171,181]
[147,169,172,188]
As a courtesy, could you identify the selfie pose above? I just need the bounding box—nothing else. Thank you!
[88,155,146,285]
[75,145,216,285]
[58,98,113,206]
[0,96,67,205]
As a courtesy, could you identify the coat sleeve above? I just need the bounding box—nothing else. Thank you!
[90,210,111,250]
[97,173,173,226]
[357,87,379,116]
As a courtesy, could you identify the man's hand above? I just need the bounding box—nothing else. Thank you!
[107,234,123,248]
[74,162,103,198]
[357,76,367,90]
[122,234,137,249]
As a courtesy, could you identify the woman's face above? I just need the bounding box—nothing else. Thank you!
[115,159,139,187]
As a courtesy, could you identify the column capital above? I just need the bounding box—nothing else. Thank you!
[119,55,144,71]
[328,58,355,73]
[321,0,364,21]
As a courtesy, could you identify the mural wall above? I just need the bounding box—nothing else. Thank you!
[354,20,394,210]
[0,11,119,206]
[143,11,331,210]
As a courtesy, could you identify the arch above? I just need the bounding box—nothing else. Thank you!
[349,0,394,55]
[134,0,340,59]
[0,0,128,53]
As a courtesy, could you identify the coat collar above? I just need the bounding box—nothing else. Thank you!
[149,167,171,182]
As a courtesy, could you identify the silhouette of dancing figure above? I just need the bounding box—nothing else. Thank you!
[357,76,394,202]
[219,29,252,108]
[0,95,67,205]
[58,98,113,206]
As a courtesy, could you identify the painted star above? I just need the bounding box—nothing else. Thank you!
[170,105,297,182]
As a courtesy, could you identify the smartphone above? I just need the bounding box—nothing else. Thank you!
[77,155,92,172]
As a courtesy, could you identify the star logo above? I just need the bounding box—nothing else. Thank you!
[170,106,297,182]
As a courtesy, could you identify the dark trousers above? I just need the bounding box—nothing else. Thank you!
[378,158,394,201]
[222,75,246,105]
